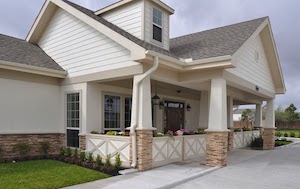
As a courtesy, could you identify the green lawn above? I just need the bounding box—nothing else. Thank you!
[0,160,110,189]
[276,129,300,138]
[275,140,293,147]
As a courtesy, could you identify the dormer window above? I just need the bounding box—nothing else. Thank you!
[153,8,162,42]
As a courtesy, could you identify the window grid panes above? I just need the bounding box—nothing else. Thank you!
[104,95,121,129]
[153,25,162,42]
[125,97,132,128]
[153,8,163,42]
[153,8,162,26]
[67,93,80,128]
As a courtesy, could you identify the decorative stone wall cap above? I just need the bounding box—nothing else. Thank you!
[78,133,86,136]
[134,127,157,131]
[204,129,231,133]
[263,127,276,130]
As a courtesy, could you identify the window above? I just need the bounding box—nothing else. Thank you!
[66,93,80,148]
[125,97,132,127]
[104,95,121,130]
[153,8,162,42]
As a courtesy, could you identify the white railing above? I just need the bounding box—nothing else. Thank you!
[86,134,131,167]
[233,130,260,150]
[183,135,206,160]
[152,135,206,168]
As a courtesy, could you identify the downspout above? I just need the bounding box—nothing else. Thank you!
[130,55,159,168]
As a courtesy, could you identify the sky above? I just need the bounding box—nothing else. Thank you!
[0,0,299,109]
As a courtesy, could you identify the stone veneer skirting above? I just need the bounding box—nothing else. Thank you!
[136,130,153,171]
[79,135,86,150]
[263,128,275,150]
[0,133,65,159]
[228,129,234,151]
[206,131,229,167]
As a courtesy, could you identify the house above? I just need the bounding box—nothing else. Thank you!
[0,0,285,170]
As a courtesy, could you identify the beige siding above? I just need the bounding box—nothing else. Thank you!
[229,35,275,93]
[101,1,143,39]
[0,77,62,134]
[144,0,170,50]
[38,8,139,77]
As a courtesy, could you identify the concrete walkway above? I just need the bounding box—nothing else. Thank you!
[62,160,216,189]
[62,140,300,189]
[172,140,300,189]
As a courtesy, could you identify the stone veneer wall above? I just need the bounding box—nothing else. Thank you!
[136,130,153,171]
[0,134,65,160]
[206,132,229,167]
[79,135,86,150]
[228,129,234,151]
[263,128,275,150]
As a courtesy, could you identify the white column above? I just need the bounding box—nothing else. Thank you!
[206,78,229,132]
[199,91,209,129]
[227,96,234,129]
[265,99,275,128]
[255,104,262,127]
[137,76,153,130]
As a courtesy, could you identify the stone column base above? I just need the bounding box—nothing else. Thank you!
[228,129,234,151]
[263,128,275,150]
[79,135,86,151]
[136,130,153,171]
[206,131,229,167]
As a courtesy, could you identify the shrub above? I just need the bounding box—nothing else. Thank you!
[59,147,65,156]
[106,131,117,136]
[40,142,50,156]
[96,154,102,165]
[88,152,94,162]
[72,148,78,159]
[153,133,164,137]
[65,147,72,157]
[234,128,242,132]
[290,132,296,138]
[284,132,288,137]
[115,153,122,168]
[250,136,264,148]
[80,151,86,161]
[105,154,112,166]
[275,131,282,137]
[15,143,32,156]
[91,131,100,134]
[0,147,3,160]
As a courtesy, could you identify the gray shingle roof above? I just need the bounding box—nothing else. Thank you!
[0,34,64,71]
[65,1,266,61]
[170,17,267,60]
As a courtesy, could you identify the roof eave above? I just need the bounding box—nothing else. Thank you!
[95,0,174,15]
[146,50,234,71]
[0,60,67,78]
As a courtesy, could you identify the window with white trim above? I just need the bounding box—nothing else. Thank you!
[125,97,132,128]
[66,93,80,148]
[104,95,121,130]
[153,8,163,42]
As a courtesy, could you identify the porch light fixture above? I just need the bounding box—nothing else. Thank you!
[159,101,164,109]
[152,80,161,105]
[187,104,191,111]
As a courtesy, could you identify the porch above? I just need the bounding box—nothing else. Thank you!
[62,54,276,171]
[85,130,260,168]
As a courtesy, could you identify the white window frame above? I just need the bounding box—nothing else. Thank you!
[102,92,132,131]
[151,6,163,44]
[65,91,82,148]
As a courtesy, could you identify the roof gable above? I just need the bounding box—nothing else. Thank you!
[0,34,64,71]
[169,17,267,60]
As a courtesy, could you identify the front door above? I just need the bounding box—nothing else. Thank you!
[164,101,184,132]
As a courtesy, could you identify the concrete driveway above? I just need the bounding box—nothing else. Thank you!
[172,141,300,189]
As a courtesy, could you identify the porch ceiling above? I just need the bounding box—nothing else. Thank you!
[101,79,202,100]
